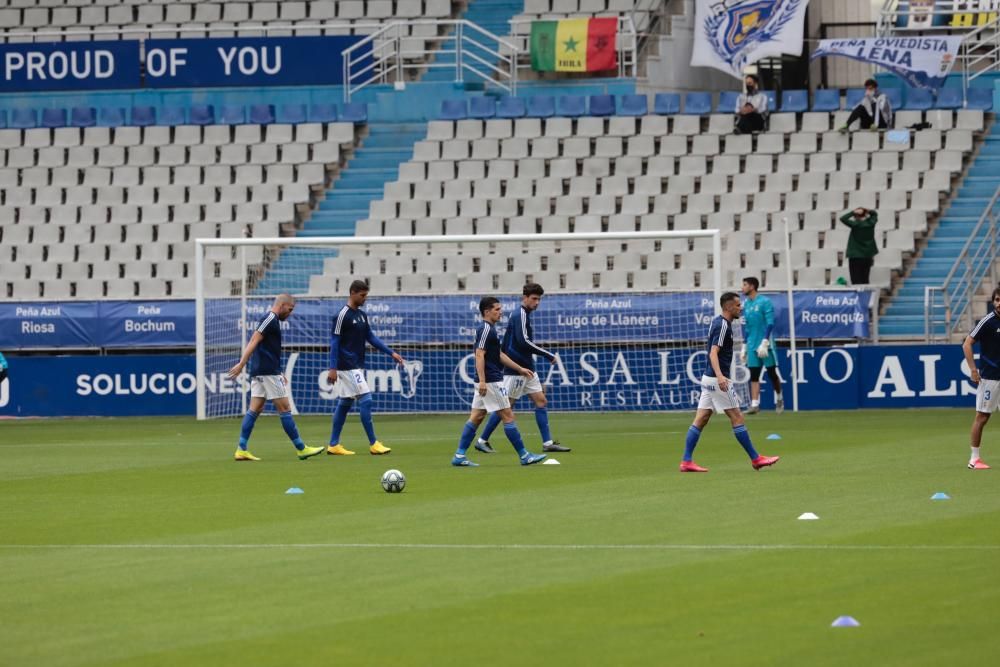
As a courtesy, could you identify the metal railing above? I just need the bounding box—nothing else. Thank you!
[925,184,1000,342]
[506,15,639,79]
[342,20,519,102]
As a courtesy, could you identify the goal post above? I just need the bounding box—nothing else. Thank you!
[195,230,742,420]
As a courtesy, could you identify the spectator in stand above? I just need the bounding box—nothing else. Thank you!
[735,74,768,134]
[839,208,879,285]
[840,78,893,132]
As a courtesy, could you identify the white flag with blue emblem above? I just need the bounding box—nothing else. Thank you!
[691,0,810,80]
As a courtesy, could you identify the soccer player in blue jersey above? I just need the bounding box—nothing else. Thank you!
[741,277,783,414]
[326,280,405,456]
[452,297,548,467]
[961,288,1000,470]
[474,283,569,455]
[680,292,780,473]
[226,294,325,461]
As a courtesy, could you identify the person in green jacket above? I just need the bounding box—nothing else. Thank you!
[839,208,879,285]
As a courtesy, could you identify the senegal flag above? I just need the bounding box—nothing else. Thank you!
[530,18,617,72]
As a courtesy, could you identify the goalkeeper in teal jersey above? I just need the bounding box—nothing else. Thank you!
[740,277,783,414]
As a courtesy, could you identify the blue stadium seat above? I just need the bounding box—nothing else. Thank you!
[469,96,496,119]
[189,104,215,125]
[309,104,338,122]
[98,108,127,127]
[619,94,647,116]
[160,106,186,126]
[936,87,963,109]
[588,94,615,116]
[131,106,156,127]
[717,91,740,113]
[340,102,368,123]
[70,107,96,128]
[558,95,586,117]
[248,104,275,125]
[765,90,777,110]
[496,97,526,118]
[811,89,841,111]
[967,87,994,111]
[846,88,866,109]
[527,96,556,118]
[440,98,468,120]
[0,110,6,129]
[11,108,38,128]
[902,88,933,110]
[781,90,808,113]
[276,104,307,123]
[653,92,680,115]
[219,105,245,124]
[883,88,903,111]
[683,92,712,115]
[41,108,67,128]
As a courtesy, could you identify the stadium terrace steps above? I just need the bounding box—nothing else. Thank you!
[255,123,427,294]
[421,0,524,84]
[879,122,1000,338]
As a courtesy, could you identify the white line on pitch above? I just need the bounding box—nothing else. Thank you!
[1,543,997,551]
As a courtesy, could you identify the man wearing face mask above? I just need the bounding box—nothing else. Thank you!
[840,78,893,132]
[734,73,768,134]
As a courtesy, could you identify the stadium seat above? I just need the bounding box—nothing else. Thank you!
[781,90,808,113]
[276,104,307,124]
[189,105,215,125]
[903,88,933,110]
[131,106,157,127]
[340,103,368,123]
[765,90,778,110]
[0,110,6,129]
[469,96,497,119]
[309,104,338,122]
[440,99,468,120]
[527,96,556,118]
[683,92,712,115]
[653,93,681,115]
[812,89,840,111]
[967,88,994,112]
[496,97,526,118]
[717,91,740,113]
[588,95,615,116]
[559,95,587,117]
[219,105,246,125]
[41,108,67,128]
[936,88,963,109]
[99,107,127,128]
[160,107,187,126]
[620,94,648,116]
[248,104,276,125]
[846,88,866,109]
[70,107,97,128]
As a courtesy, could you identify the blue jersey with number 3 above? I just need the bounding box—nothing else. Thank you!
[970,311,1000,381]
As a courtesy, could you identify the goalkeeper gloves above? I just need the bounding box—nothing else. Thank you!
[756,339,770,358]
[739,344,747,364]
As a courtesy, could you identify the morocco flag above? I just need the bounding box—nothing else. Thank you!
[530,18,617,72]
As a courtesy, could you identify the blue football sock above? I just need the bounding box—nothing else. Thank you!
[456,421,478,455]
[683,425,702,462]
[358,394,377,444]
[503,422,528,457]
[479,412,502,442]
[279,411,305,450]
[534,407,552,444]
[732,424,759,460]
[329,398,353,445]
[238,410,259,450]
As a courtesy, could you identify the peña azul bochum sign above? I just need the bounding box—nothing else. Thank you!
[0,36,369,92]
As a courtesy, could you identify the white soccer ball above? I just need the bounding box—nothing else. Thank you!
[381,469,406,493]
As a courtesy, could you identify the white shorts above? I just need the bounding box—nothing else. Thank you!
[336,369,371,398]
[472,381,511,413]
[250,375,289,401]
[976,379,1000,413]
[697,375,741,413]
[503,372,544,400]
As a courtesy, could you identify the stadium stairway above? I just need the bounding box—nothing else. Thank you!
[255,122,427,294]
[421,0,523,84]
[880,121,1000,338]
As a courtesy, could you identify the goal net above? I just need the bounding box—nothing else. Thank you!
[195,231,752,419]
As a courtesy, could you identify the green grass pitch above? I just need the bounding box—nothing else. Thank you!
[1,409,998,666]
